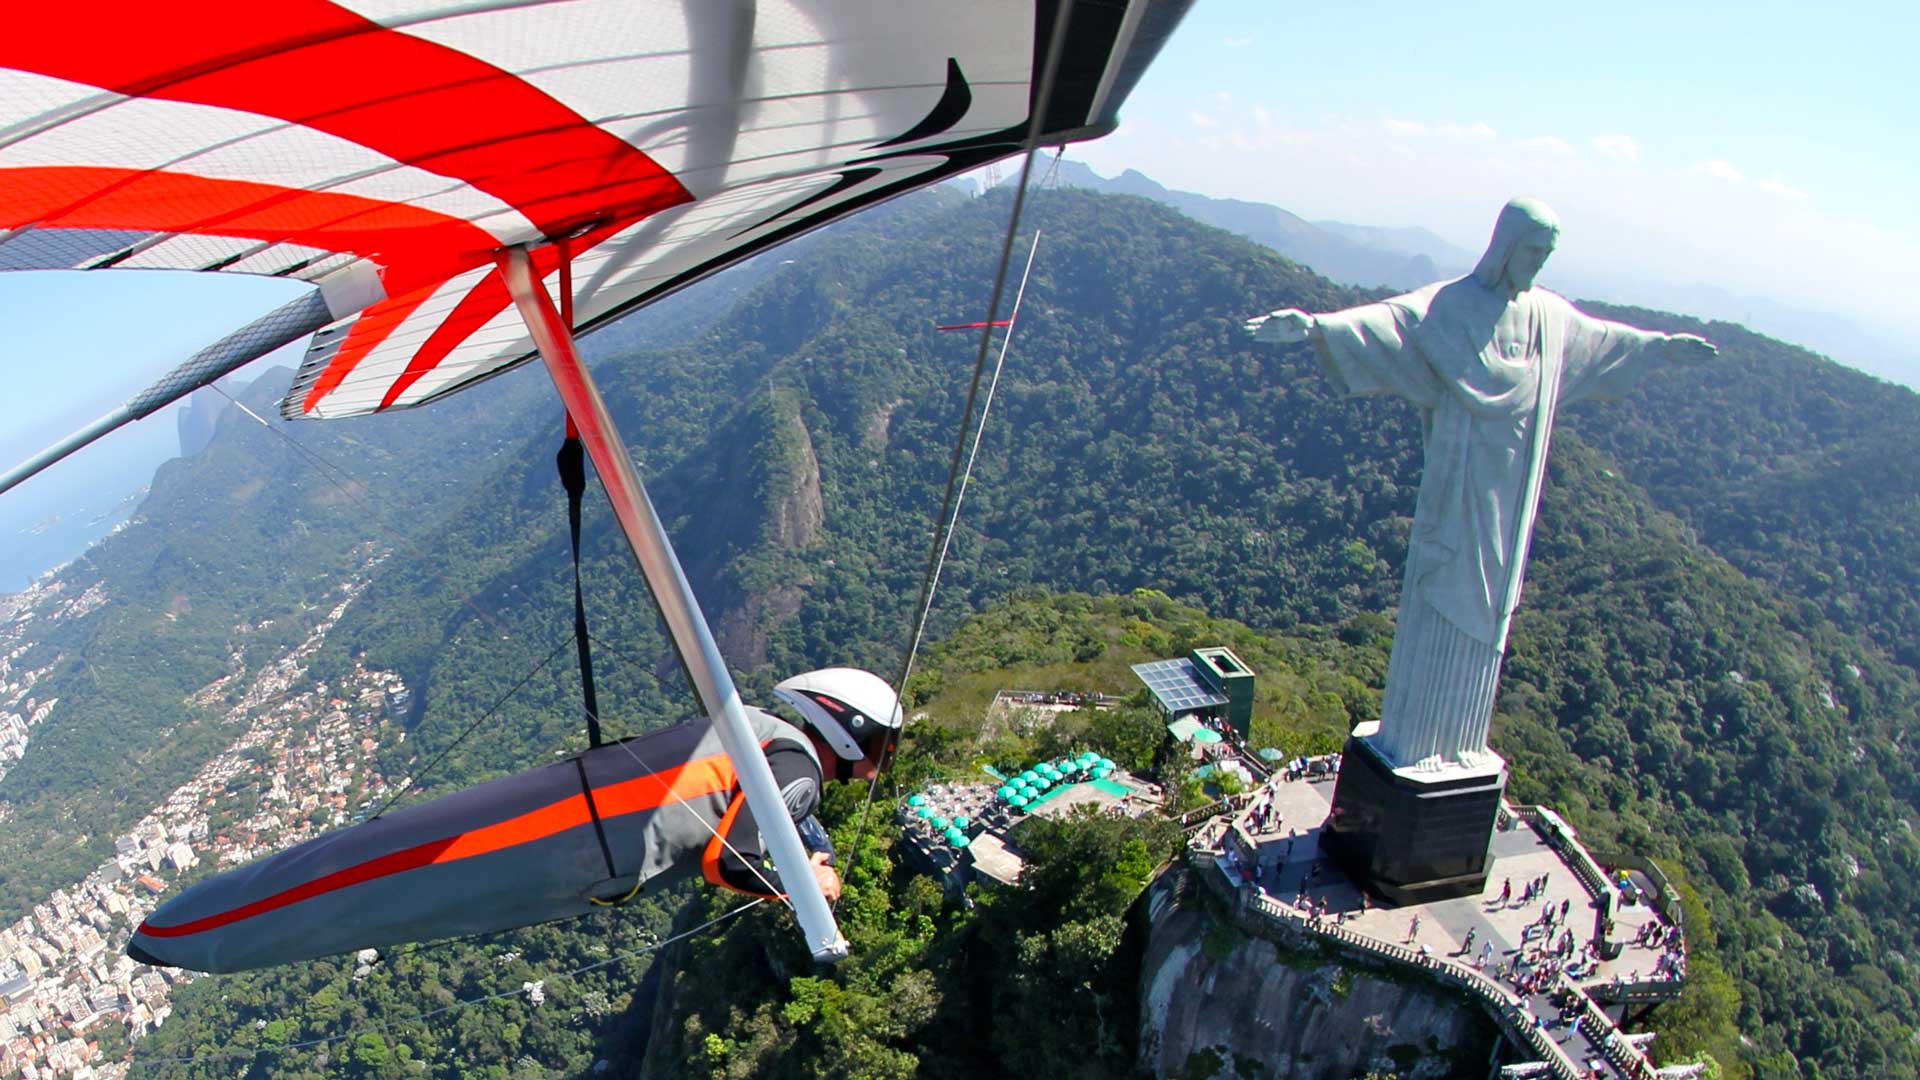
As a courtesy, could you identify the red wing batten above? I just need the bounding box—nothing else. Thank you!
[937,319,1015,331]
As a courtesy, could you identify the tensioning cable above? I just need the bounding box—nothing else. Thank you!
[839,0,1077,898]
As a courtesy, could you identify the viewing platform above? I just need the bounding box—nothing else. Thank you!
[1192,770,1692,1080]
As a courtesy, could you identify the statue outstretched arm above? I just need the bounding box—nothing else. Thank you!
[1243,308,1319,346]
[1249,298,1443,406]
[1655,331,1717,363]
[1560,309,1719,405]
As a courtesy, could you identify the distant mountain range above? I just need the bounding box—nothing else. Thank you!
[1044,159,1472,291]
[1037,159,1919,388]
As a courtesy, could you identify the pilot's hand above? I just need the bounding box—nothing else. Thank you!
[811,851,842,903]
[1243,308,1314,345]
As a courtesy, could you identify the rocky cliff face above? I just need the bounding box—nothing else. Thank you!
[1138,872,1495,1079]
[670,388,823,670]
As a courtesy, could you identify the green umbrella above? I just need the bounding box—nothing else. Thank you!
[1257,748,1284,762]
[1093,766,1112,779]
[932,816,950,830]
[1193,727,1223,744]
[915,806,934,819]
[953,815,970,829]
[944,827,965,846]
[1010,794,1029,809]
[952,834,972,849]
[908,794,926,807]
[997,786,1016,800]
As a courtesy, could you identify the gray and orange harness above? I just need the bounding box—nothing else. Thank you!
[129,708,822,973]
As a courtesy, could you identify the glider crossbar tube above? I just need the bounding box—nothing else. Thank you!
[0,290,333,496]
[497,246,848,964]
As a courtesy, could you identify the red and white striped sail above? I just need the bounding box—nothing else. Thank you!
[0,0,1187,419]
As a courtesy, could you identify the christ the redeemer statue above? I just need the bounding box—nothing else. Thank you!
[1249,198,1714,776]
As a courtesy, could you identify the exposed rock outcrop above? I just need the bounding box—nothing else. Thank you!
[1138,871,1495,1079]
[676,389,823,669]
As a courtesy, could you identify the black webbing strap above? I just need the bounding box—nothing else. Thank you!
[573,756,619,881]
[556,434,603,748]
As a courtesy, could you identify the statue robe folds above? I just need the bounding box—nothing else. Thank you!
[1312,279,1665,773]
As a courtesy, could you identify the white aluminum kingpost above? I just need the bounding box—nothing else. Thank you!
[498,246,848,963]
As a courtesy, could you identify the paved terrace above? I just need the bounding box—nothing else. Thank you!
[1190,772,1690,1080]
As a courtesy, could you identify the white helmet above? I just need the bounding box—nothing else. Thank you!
[772,667,904,762]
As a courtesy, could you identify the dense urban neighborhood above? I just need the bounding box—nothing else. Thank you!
[0,564,404,1078]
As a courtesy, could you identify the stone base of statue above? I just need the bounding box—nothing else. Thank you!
[1321,722,1506,906]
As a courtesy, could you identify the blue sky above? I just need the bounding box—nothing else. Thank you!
[1074,1,1919,379]
[1,0,1914,573]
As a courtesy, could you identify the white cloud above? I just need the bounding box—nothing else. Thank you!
[1188,111,1218,129]
[1692,159,1746,183]
[1436,122,1498,139]
[1519,135,1575,157]
[1223,35,1252,48]
[1590,134,1639,162]
[1756,175,1808,201]
[1383,117,1428,136]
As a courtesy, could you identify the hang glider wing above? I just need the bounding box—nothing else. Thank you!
[0,0,1190,422]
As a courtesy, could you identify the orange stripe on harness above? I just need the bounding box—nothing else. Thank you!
[141,750,742,938]
[701,792,782,899]
[699,737,790,898]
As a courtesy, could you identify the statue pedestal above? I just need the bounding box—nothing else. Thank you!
[1321,722,1506,905]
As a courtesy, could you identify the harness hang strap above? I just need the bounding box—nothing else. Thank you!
[551,235,607,750]
[574,756,619,882]
[557,434,603,748]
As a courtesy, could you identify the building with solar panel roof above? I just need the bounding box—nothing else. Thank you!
[1131,646,1255,740]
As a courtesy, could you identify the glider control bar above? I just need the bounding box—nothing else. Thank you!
[496,246,848,964]
[0,290,333,496]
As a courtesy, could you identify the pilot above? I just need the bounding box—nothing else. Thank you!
[128,668,900,973]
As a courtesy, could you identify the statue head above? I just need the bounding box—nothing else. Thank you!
[1471,197,1560,297]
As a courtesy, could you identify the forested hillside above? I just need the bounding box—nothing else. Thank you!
[8,184,1914,1077]
[0,369,541,922]
[1560,308,1920,670]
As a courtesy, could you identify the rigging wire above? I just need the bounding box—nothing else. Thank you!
[368,632,573,819]
[125,897,766,1071]
[211,385,538,645]
[840,0,1077,900]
